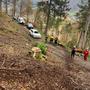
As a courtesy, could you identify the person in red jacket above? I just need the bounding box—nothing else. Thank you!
[83,48,89,61]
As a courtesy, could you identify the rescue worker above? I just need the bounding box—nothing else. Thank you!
[83,48,89,61]
[71,46,76,59]
[50,35,54,43]
[54,37,58,44]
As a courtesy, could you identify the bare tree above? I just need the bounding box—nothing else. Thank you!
[12,0,17,16]
[19,0,23,16]
[82,15,90,49]
[5,0,8,14]
[26,0,32,23]
[77,0,90,49]
[0,0,2,12]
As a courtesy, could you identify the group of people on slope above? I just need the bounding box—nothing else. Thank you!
[71,46,89,61]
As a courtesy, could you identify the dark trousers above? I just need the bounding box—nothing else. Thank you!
[71,53,75,58]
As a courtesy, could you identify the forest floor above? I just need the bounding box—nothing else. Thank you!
[0,13,90,90]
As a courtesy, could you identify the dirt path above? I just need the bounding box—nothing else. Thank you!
[20,25,90,72]
[20,25,90,70]
[47,44,90,71]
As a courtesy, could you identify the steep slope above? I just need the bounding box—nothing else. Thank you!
[0,13,32,58]
[0,13,90,90]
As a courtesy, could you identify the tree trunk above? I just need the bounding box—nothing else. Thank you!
[20,0,23,16]
[78,32,84,49]
[45,0,52,37]
[0,0,2,12]
[26,0,32,23]
[5,0,8,14]
[82,15,90,49]
[77,31,82,48]
[12,0,16,16]
[34,10,39,24]
[26,11,29,23]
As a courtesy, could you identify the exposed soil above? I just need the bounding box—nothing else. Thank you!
[0,14,90,90]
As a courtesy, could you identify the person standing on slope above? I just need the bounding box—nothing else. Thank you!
[83,48,89,61]
[71,46,76,59]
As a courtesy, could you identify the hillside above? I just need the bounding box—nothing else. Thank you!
[0,13,90,90]
[0,13,32,57]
